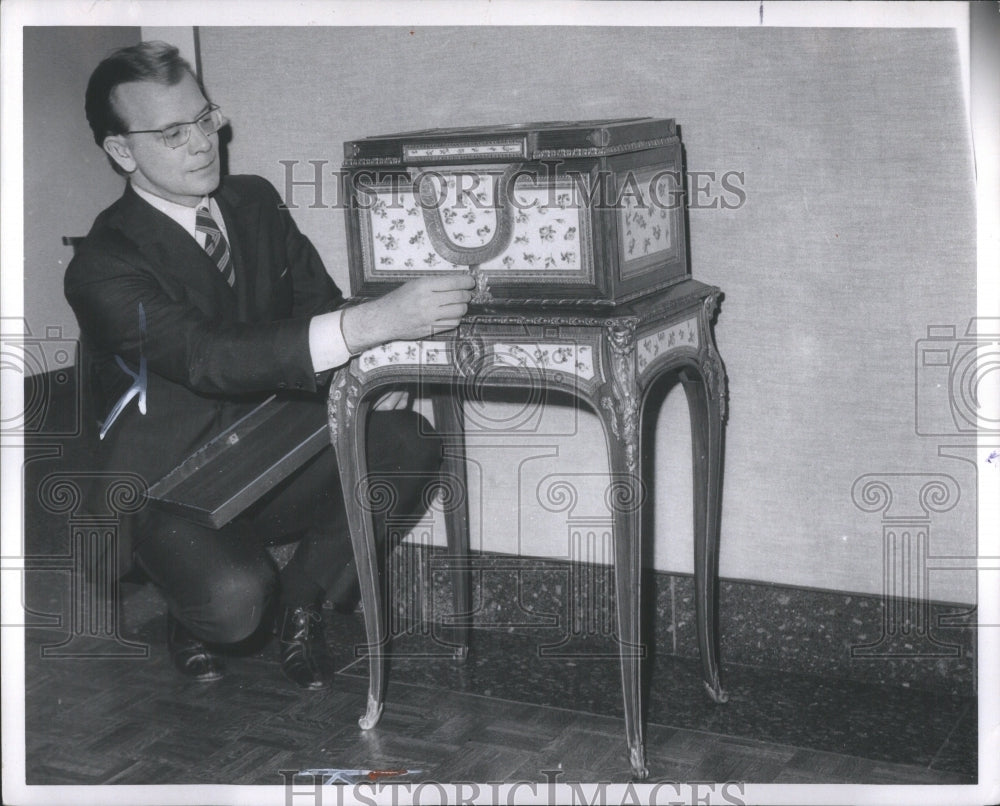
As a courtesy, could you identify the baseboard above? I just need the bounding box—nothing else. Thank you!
[384,544,976,697]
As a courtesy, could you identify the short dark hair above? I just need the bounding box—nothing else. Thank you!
[85,40,200,147]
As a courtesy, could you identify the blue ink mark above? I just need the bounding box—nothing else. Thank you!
[298,769,421,785]
[987,450,1000,467]
[99,302,147,440]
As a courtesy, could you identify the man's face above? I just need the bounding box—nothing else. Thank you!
[103,72,221,207]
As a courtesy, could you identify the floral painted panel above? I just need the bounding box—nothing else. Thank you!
[364,173,587,276]
[358,340,452,373]
[618,168,675,274]
[356,339,596,383]
[636,317,698,376]
[492,342,595,381]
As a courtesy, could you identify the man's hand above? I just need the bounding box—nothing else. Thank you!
[341,274,476,354]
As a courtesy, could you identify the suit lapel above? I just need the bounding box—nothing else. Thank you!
[113,184,238,313]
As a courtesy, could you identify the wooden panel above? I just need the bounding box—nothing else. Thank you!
[146,396,328,528]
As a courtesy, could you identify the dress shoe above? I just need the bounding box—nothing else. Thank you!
[167,613,224,682]
[277,604,335,690]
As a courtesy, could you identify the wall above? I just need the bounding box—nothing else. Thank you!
[20,25,977,604]
[195,26,976,603]
[22,27,140,344]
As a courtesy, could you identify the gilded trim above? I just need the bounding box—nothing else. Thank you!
[534,136,676,159]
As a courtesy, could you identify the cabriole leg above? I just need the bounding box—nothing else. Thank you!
[431,391,471,659]
[681,363,728,704]
[329,376,386,729]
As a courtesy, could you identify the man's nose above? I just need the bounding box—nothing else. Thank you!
[188,125,213,153]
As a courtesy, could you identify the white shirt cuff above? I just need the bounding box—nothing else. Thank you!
[308,309,355,373]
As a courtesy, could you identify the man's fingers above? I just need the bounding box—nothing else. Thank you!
[435,302,469,320]
[433,290,472,307]
[425,273,476,292]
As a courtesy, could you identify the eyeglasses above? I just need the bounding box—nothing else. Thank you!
[123,105,227,149]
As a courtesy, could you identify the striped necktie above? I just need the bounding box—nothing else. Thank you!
[195,206,236,287]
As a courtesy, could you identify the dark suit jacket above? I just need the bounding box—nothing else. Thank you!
[65,175,345,572]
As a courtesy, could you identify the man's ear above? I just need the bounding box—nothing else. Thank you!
[103,136,135,174]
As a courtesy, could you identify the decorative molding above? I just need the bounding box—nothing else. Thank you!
[462,312,639,329]
[404,139,526,161]
[328,371,360,444]
[342,156,403,167]
[454,334,486,379]
[603,320,639,473]
[468,297,617,309]
[702,345,727,421]
[634,282,715,318]
[699,293,728,419]
[702,291,721,323]
[415,164,519,266]
[533,136,676,159]
[470,267,493,304]
[346,138,678,165]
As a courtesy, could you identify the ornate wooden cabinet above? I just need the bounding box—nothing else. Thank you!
[332,119,727,780]
[342,118,688,307]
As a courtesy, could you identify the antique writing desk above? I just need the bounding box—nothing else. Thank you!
[329,119,728,779]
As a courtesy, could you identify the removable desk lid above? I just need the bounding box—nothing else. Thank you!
[343,118,677,166]
[146,396,329,529]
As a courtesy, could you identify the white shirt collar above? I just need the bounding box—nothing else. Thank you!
[131,183,226,244]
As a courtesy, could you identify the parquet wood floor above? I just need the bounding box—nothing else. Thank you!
[17,580,975,790]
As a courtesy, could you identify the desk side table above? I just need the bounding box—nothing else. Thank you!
[327,278,728,779]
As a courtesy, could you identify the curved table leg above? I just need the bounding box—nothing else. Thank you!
[431,391,471,659]
[680,364,728,704]
[600,321,649,780]
[329,377,385,729]
[608,463,648,779]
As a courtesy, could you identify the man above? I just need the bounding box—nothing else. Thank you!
[65,41,474,689]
